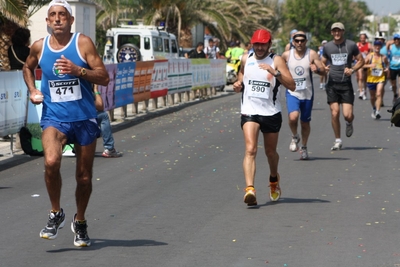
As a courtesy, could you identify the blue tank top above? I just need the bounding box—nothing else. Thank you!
[389,44,400,70]
[39,33,96,122]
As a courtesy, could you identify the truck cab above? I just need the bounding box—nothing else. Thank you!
[103,24,179,63]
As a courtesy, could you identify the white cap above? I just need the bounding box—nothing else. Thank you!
[47,0,72,16]
[375,32,386,40]
[321,40,327,44]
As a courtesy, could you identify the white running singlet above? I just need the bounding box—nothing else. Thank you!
[287,48,314,100]
[241,53,282,116]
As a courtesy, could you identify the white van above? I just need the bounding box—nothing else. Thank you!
[103,24,179,63]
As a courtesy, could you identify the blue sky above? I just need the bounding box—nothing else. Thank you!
[363,0,400,15]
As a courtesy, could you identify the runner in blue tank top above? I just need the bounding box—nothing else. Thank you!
[386,33,400,103]
[23,0,109,247]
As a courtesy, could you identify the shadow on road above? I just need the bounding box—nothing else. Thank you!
[46,239,168,252]
[293,157,351,161]
[247,197,330,209]
[340,146,385,151]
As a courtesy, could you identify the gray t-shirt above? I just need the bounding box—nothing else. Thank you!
[323,39,360,83]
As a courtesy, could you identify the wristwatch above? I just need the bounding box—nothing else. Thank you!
[274,70,281,78]
[80,68,87,77]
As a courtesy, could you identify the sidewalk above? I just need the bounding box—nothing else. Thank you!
[0,87,231,164]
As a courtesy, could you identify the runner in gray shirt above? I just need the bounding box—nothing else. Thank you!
[321,22,364,150]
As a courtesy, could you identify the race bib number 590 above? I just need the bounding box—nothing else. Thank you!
[48,79,82,102]
[248,80,270,99]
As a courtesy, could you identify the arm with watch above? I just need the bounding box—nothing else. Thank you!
[347,53,365,76]
[272,55,296,91]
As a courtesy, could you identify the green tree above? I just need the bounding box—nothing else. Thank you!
[283,0,370,44]
[0,0,50,69]
[95,0,273,50]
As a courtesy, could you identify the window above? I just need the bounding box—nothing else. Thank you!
[171,40,178,53]
[153,37,163,52]
[164,39,170,52]
[117,35,141,49]
[144,37,150,50]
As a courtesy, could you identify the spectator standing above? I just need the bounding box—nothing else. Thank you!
[204,39,220,59]
[185,42,206,58]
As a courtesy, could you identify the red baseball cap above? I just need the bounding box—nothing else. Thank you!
[251,29,271,44]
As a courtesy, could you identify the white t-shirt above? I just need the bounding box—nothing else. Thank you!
[204,46,220,59]
[241,53,282,116]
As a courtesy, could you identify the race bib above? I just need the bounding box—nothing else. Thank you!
[294,78,306,90]
[331,53,348,66]
[248,80,270,99]
[48,78,82,102]
[371,68,383,77]
[392,56,400,63]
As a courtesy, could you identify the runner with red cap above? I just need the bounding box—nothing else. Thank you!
[233,29,295,206]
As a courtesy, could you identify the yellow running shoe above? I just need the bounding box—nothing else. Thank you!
[243,186,257,206]
[269,174,281,201]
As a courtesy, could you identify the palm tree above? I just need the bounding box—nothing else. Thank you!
[140,0,272,50]
[94,0,274,52]
[0,0,50,69]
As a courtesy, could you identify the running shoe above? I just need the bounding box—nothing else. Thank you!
[40,209,65,240]
[71,214,91,247]
[362,94,367,100]
[269,174,281,202]
[358,91,364,100]
[289,135,300,152]
[345,122,353,137]
[299,147,309,160]
[371,110,376,119]
[375,111,381,119]
[102,148,123,158]
[331,141,342,151]
[243,186,257,206]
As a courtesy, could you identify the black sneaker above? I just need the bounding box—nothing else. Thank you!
[71,214,91,247]
[40,209,65,239]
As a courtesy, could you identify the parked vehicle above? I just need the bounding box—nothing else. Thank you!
[103,24,179,63]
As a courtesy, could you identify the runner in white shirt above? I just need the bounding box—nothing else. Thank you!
[281,31,326,159]
[233,29,295,206]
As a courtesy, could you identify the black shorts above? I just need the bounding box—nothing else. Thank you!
[325,81,354,105]
[240,113,282,133]
[389,69,400,81]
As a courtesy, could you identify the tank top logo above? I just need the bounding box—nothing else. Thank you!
[295,66,305,76]
[52,65,66,78]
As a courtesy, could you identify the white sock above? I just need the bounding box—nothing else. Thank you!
[335,138,342,143]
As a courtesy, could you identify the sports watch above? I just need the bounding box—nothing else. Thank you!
[80,68,87,77]
[274,70,281,78]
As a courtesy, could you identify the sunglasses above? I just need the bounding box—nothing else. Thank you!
[294,39,306,43]
[395,38,400,41]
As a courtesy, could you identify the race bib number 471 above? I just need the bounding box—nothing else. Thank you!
[248,80,271,99]
[48,79,82,102]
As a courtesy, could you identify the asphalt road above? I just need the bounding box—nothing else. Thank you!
[2,77,400,267]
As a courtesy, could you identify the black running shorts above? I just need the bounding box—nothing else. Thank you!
[325,81,354,105]
[240,113,282,133]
